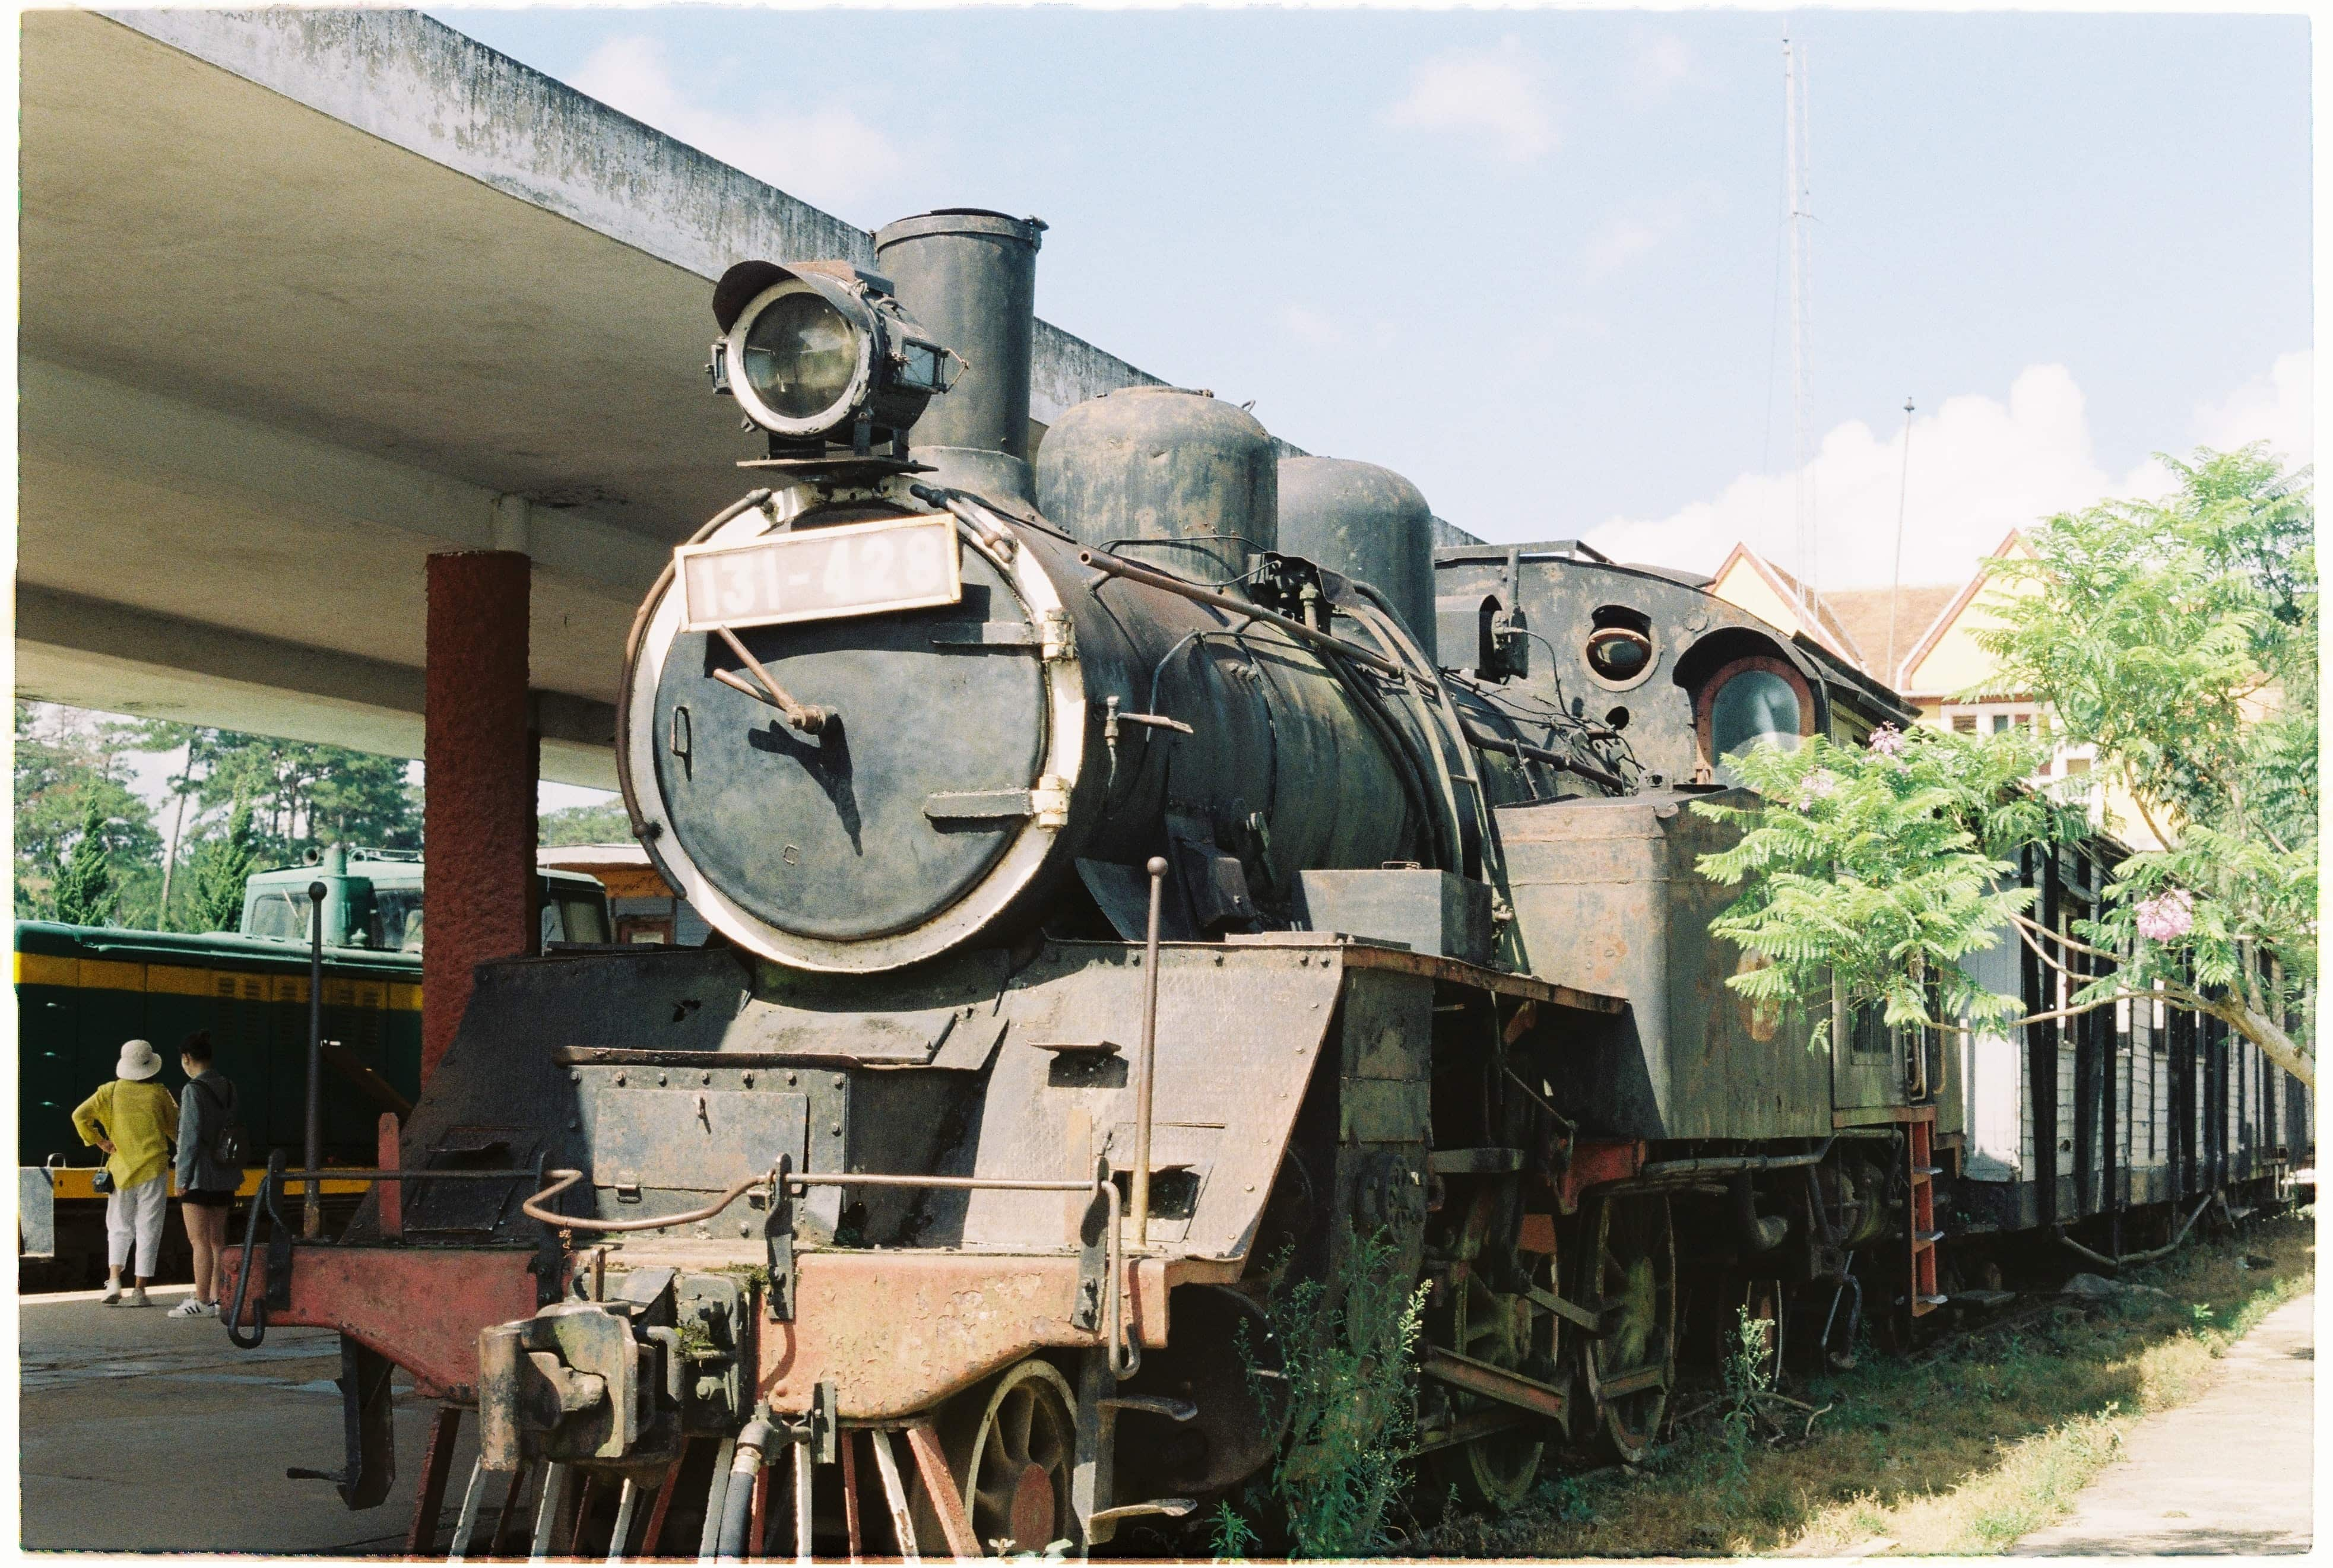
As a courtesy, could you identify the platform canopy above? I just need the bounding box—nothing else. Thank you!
[17,9,1159,788]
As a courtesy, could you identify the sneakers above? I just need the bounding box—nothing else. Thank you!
[125,1287,151,1309]
[103,1287,147,1309]
[100,1284,122,1306]
[167,1298,213,1318]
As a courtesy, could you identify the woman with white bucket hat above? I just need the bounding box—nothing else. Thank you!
[70,1039,180,1307]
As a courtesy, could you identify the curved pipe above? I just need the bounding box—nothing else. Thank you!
[2056,1191,2217,1274]
[224,1152,286,1348]
[521,1167,773,1233]
[714,1410,780,1562]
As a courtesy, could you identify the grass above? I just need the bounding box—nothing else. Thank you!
[1411,1207,2313,1558]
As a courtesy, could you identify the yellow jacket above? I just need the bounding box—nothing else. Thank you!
[71,1080,180,1190]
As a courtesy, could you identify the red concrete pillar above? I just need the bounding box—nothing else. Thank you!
[424,550,532,1082]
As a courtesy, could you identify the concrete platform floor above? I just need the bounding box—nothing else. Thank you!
[2011,1291,2315,1556]
[20,1287,480,1554]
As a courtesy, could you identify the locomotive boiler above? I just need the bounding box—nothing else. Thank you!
[221,208,2307,1561]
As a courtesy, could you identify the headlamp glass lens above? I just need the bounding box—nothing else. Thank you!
[740,291,858,421]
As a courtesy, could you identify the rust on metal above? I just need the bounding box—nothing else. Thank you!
[222,1244,540,1399]
[904,1420,981,1558]
[756,1252,1173,1419]
[1554,1138,1645,1215]
[639,1448,687,1558]
[403,1404,463,1556]
[840,1429,865,1562]
[1422,1347,1569,1421]
[376,1113,402,1240]
[1335,941,1626,1015]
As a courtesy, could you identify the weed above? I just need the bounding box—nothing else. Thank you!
[1244,1226,1429,1559]
[1208,1502,1259,1562]
[1720,1304,1778,1464]
[1402,1207,2313,1560]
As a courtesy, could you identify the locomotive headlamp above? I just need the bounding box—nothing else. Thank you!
[709,259,961,450]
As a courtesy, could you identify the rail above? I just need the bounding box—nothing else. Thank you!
[1077,548,1407,679]
[1457,722,1629,793]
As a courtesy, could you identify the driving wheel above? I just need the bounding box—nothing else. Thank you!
[1583,1189,1675,1463]
[955,1358,1080,1556]
[1428,1187,1557,1512]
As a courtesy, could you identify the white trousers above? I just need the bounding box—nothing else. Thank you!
[106,1175,168,1277]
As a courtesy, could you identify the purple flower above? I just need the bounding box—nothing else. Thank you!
[1869,725,1908,758]
[2135,889,2195,942]
[1794,770,1840,810]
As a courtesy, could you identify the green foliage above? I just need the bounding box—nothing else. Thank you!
[1979,446,2316,1080]
[540,798,637,846]
[1693,447,2315,1085]
[14,703,160,923]
[1694,726,2074,1048]
[183,796,262,934]
[13,702,423,932]
[189,729,420,865]
[51,797,119,926]
[1209,1500,1261,1561]
[1243,1229,1429,1559]
[1721,1306,1779,1467]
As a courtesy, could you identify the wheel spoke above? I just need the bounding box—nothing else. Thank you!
[1009,1389,1036,1461]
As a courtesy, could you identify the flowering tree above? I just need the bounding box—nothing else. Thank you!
[1696,446,2315,1088]
[1980,446,2316,1087]
[1694,725,2079,1052]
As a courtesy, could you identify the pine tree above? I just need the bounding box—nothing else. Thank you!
[186,795,261,934]
[51,798,117,927]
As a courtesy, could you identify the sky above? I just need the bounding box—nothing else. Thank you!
[436,5,2313,599]
[87,7,2324,820]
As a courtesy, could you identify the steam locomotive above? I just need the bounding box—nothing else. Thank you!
[223,209,2307,1559]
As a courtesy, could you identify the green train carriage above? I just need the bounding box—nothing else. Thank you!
[17,848,612,1285]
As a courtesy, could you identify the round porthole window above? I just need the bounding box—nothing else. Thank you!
[1695,655,1814,786]
[1584,606,1657,690]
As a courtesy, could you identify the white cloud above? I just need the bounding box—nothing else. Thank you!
[1584,352,2313,589]
[570,37,904,217]
[1386,39,1555,163]
[1627,32,1692,101]
[2190,350,2314,469]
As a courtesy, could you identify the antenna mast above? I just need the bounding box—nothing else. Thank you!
[1886,396,1915,684]
[1784,33,1816,621]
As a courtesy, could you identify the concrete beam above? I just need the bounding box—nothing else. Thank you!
[23,358,670,598]
[15,585,619,791]
[102,8,1161,427]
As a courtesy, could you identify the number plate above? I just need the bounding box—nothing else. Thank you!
[676,515,962,632]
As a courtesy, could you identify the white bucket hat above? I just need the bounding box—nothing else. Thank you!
[116,1039,161,1081]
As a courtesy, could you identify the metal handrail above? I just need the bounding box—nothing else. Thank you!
[516,1164,1142,1373]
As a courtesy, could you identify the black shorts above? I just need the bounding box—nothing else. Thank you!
[181,1188,235,1209]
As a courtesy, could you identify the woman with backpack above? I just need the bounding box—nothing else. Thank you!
[171,1031,243,1318]
[71,1039,179,1308]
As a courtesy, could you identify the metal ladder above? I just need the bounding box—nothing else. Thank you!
[1907,1116,1945,1317]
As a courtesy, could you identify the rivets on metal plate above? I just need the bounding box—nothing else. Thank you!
[742,1072,755,1087]
[570,1071,582,1084]
[616,1072,627,1087]
[787,1072,798,1086]
[829,1123,842,1137]
[833,1075,847,1089]
[658,1071,670,1086]
[702,1071,712,1085]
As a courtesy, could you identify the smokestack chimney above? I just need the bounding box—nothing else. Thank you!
[872,209,1046,505]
